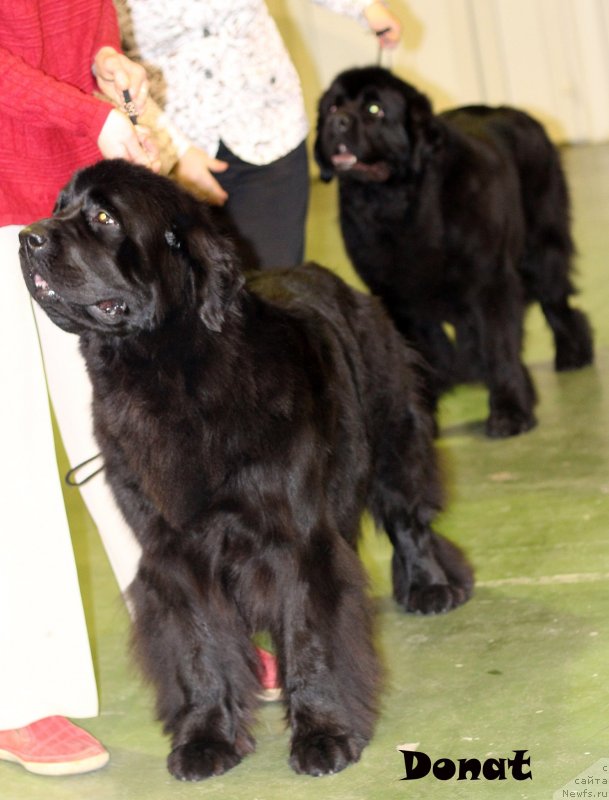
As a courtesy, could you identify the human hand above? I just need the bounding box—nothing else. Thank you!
[364,2,402,49]
[93,46,148,114]
[174,146,229,206]
[97,108,161,171]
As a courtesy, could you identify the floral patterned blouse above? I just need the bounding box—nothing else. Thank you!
[116,0,373,164]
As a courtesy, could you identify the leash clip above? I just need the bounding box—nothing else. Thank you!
[122,89,138,125]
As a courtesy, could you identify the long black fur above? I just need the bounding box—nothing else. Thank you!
[20,160,473,780]
[315,66,594,437]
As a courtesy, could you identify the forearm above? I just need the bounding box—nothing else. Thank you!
[310,0,384,23]
[93,0,122,55]
[0,46,110,141]
[310,1,400,47]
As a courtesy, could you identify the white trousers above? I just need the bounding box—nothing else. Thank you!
[0,225,141,728]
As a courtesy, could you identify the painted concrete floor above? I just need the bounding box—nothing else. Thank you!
[4,143,609,799]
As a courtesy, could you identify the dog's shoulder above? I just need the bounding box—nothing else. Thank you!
[440,104,550,161]
[244,263,390,351]
[246,262,357,310]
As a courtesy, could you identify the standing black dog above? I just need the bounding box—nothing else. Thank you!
[315,66,593,437]
[20,161,473,781]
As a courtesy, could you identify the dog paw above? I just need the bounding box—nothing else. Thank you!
[289,732,365,776]
[404,583,471,615]
[555,343,594,371]
[485,411,536,438]
[553,312,594,371]
[167,740,246,781]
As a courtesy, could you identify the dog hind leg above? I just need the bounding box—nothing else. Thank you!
[369,403,473,614]
[521,242,593,371]
[518,154,594,371]
[540,293,594,372]
[388,521,474,614]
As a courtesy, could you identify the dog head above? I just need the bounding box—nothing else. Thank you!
[19,160,244,336]
[314,66,440,184]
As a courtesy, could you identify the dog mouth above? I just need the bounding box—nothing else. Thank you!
[33,272,58,301]
[330,144,391,182]
[32,272,127,318]
[331,143,359,171]
[93,298,128,317]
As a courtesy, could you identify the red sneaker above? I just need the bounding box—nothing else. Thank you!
[255,646,281,702]
[0,716,109,776]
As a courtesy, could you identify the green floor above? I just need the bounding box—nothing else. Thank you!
[6,144,609,799]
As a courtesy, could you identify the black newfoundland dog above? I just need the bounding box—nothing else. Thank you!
[20,161,472,781]
[315,67,593,437]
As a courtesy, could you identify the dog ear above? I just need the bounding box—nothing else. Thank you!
[176,207,245,333]
[314,141,335,182]
[314,107,335,183]
[404,88,442,174]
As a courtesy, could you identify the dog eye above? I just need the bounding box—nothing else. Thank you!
[366,102,384,118]
[95,210,116,225]
[328,104,338,114]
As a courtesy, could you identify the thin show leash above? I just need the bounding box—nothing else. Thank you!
[65,453,104,487]
[376,27,393,68]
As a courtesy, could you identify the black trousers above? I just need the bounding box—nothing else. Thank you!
[215,139,309,270]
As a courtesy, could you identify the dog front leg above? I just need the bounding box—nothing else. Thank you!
[389,311,458,403]
[275,539,380,777]
[129,553,259,781]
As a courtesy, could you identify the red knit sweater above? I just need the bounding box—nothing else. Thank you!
[0,0,121,225]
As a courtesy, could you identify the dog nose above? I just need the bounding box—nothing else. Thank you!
[19,223,49,252]
[331,111,352,134]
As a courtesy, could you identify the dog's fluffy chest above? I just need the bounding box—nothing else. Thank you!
[83,331,329,541]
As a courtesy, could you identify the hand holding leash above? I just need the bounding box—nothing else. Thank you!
[97,108,160,171]
[364,2,402,50]
[93,46,148,116]
[93,47,160,171]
